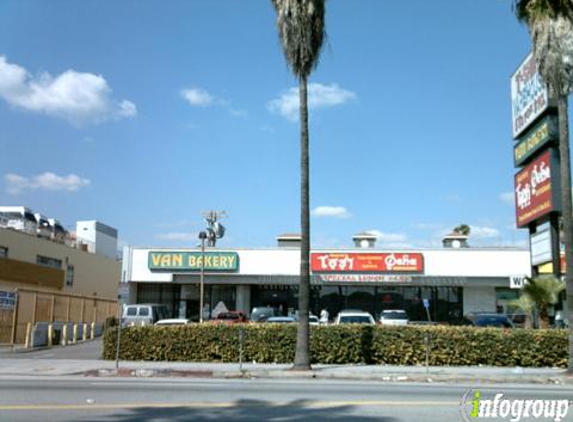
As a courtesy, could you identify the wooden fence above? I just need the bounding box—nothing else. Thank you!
[0,288,117,345]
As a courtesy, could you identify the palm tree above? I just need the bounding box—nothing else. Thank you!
[453,224,471,236]
[271,0,326,370]
[520,276,565,328]
[514,0,573,368]
[509,294,535,328]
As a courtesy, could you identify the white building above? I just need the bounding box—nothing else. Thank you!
[75,221,118,260]
[121,236,531,322]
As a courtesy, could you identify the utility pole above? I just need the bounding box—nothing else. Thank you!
[197,211,227,323]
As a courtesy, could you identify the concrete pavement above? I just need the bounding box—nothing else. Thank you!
[1,339,572,384]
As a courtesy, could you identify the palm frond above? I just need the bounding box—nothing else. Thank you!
[272,0,326,78]
[509,295,534,312]
[514,0,573,23]
[522,276,565,306]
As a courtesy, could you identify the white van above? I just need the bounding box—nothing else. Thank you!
[0,206,38,235]
[121,304,170,327]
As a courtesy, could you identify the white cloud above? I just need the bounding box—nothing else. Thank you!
[499,191,515,205]
[365,230,408,243]
[155,232,196,242]
[470,225,500,239]
[181,87,247,118]
[5,172,90,195]
[230,108,248,117]
[0,56,136,124]
[268,83,356,121]
[411,222,443,230]
[441,194,461,203]
[311,206,351,219]
[181,88,215,107]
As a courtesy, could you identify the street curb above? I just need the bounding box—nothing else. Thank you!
[86,368,214,378]
[79,368,573,385]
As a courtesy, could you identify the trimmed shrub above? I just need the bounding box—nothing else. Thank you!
[103,324,568,368]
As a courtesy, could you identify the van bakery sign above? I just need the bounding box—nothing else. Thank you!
[514,149,561,227]
[311,253,424,273]
[148,251,239,272]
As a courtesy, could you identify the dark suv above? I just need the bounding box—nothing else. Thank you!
[461,312,514,328]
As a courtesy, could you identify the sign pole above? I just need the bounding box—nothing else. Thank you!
[115,298,122,369]
[199,231,207,323]
[550,214,562,278]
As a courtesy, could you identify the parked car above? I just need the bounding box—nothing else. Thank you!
[461,312,514,328]
[212,311,248,324]
[379,310,409,326]
[122,304,170,327]
[266,316,296,323]
[334,310,375,325]
[309,315,320,326]
[250,306,278,322]
[155,318,189,326]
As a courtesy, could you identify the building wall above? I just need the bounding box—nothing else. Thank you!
[76,221,118,259]
[0,228,120,299]
[127,247,531,280]
[463,286,497,313]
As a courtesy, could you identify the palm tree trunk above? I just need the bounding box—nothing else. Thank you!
[557,95,573,371]
[539,304,549,329]
[293,74,311,370]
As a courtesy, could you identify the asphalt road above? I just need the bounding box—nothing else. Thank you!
[0,377,572,422]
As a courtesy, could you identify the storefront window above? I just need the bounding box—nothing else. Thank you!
[136,284,180,318]
[311,285,463,324]
[209,285,236,317]
[251,285,299,316]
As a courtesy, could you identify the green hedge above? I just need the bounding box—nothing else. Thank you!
[103,324,568,367]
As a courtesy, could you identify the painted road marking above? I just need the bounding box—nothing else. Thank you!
[0,400,458,411]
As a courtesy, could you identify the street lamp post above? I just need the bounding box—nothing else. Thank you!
[198,231,207,323]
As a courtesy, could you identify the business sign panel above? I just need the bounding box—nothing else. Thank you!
[509,275,528,289]
[514,115,558,167]
[530,228,553,266]
[0,291,16,310]
[511,53,550,139]
[515,149,561,227]
[319,274,413,283]
[148,251,239,272]
[311,253,424,273]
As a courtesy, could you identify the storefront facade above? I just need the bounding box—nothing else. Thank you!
[121,247,531,323]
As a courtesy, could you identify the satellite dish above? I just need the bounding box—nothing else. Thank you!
[214,222,225,238]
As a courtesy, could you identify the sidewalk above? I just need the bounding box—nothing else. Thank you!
[0,356,571,385]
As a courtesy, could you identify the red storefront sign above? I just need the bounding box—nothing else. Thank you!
[515,149,561,228]
[310,253,424,273]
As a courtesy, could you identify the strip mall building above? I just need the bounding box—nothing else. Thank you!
[121,234,532,323]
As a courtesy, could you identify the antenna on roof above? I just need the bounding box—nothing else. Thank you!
[201,210,227,247]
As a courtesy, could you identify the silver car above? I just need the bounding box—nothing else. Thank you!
[379,310,409,326]
[334,310,375,325]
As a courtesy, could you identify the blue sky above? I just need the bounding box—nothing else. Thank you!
[0,0,556,250]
